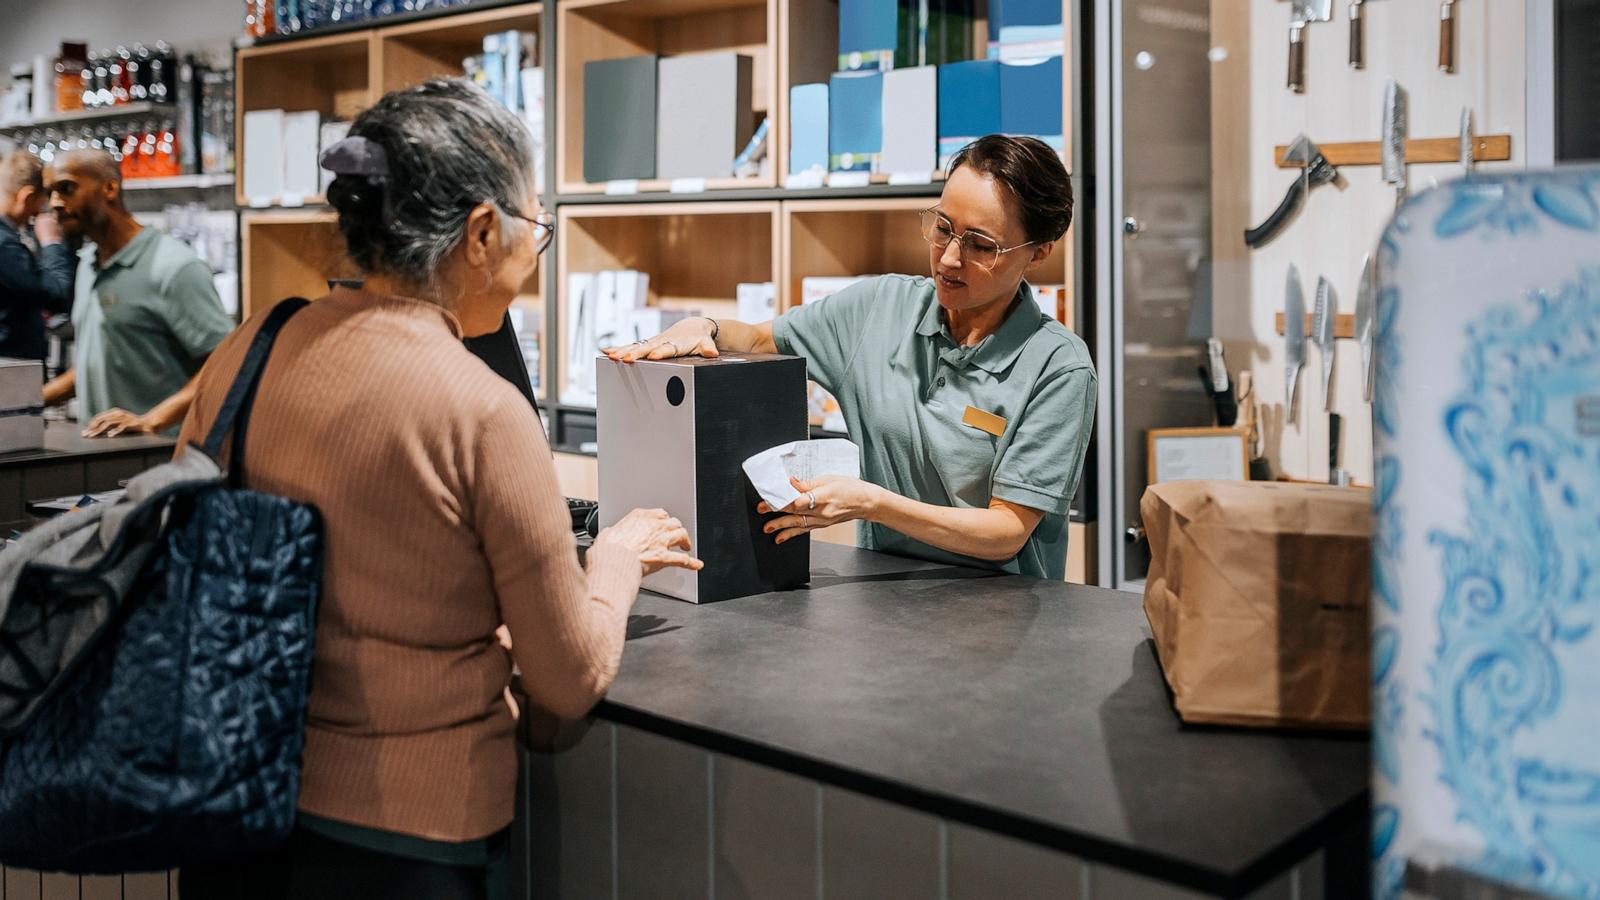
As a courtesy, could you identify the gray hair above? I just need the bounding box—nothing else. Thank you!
[0,151,43,196]
[326,77,536,283]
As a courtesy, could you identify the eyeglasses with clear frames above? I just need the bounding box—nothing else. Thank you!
[919,207,1033,271]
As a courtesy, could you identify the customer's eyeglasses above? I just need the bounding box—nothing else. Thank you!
[504,206,556,256]
[919,208,1033,271]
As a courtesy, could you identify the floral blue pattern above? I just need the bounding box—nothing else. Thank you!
[1426,267,1600,897]
[1374,169,1600,900]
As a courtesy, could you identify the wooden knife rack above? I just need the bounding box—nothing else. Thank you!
[1274,134,1512,168]
[1276,313,1355,338]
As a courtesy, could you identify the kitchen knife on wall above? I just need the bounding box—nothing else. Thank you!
[1439,0,1458,73]
[1286,264,1307,421]
[1460,107,1476,174]
[1329,413,1350,486]
[1348,0,1367,69]
[1382,80,1408,207]
[1355,253,1377,401]
[1314,276,1336,410]
[1288,0,1332,93]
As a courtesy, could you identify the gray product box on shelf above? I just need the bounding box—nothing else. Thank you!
[0,358,45,453]
[655,52,754,180]
[596,354,809,603]
[583,55,659,183]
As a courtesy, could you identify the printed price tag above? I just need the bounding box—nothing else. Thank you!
[604,179,640,196]
[669,177,708,194]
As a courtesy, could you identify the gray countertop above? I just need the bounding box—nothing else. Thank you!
[598,542,1368,896]
[0,421,177,467]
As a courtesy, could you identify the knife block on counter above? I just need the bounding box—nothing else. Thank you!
[596,354,810,603]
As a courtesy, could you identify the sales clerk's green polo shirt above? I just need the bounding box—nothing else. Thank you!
[772,274,1097,580]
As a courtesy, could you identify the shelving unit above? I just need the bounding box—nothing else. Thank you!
[0,101,177,133]
[555,0,778,195]
[233,2,543,334]
[230,0,1090,579]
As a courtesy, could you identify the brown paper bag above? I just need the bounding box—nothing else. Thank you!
[1141,480,1371,730]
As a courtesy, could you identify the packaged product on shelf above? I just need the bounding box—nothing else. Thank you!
[655,52,753,181]
[318,120,352,193]
[999,56,1064,153]
[936,59,999,167]
[53,44,88,114]
[879,66,936,175]
[839,0,897,71]
[280,111,322,202]
[736,282,776,323]
[828,71,883,173]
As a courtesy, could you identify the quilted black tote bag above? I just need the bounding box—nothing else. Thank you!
[0,298,323,874]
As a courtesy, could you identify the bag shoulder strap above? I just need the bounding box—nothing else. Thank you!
[202,298,311,484]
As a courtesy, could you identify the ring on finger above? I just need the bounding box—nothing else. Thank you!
[663,341,679,356]
[801,515,808,529]
[806,491,817,510]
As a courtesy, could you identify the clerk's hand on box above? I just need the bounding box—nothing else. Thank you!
[83,408,158,438]
[593,507,704,575]
[602,317,718,363]
[759,476,884,544]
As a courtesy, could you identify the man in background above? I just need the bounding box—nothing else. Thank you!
[41,149,233,437]
[0,151,75,361]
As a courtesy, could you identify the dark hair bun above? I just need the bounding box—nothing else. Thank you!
[948,135,1074,245]
[326,173,388,272]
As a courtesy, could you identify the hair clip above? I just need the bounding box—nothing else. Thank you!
[319,135,389,183]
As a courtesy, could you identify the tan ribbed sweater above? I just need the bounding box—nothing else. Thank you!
[176,287,641,842]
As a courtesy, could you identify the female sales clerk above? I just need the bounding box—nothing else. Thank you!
[605,135,1096,580]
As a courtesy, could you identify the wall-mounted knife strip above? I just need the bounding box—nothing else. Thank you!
[1277,312,1355,338]
[1274,134,1511,168]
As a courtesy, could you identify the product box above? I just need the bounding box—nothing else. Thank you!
[596,354,809,603]
[656,52,754,180]
[828,71,883,172]
[879,66,937,175]
[280,110,322,203]
[936,60,998,166]
[736,282,776,322]
[788,83,829,176]
[0,358,45,454]
[838,0,897,71]
[242,108,285,203]
[583,55,658,182]
[999,56,1063,152]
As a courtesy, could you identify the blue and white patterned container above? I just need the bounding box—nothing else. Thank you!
[1372,168,1600,899]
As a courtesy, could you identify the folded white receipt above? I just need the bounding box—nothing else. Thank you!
[742,439,861,511]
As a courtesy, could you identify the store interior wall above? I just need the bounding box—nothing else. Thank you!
[1216,0,1528,485]
[0,0,241,85]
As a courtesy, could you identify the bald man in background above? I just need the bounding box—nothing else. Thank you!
[0,151,74,361]
[42,150,233,437]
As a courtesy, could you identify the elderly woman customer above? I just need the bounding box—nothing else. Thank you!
[176,79,698,900]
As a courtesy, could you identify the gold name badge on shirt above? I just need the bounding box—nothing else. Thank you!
[962,405,1007,437]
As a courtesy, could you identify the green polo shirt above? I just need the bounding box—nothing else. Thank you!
[72,228,233,432]
[772,274,1097,580]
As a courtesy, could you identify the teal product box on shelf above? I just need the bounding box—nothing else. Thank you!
[656,52,754,180]
[880,66,937,174]
[987,0,1064,59]
[936,59,999,166]
[583,55,659,183]
[790,83,829,175]
[839,0,898,71]
[828,71,883,173]
[999,56,1063,151]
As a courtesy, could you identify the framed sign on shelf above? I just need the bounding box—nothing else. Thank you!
[1147,427,1249,485]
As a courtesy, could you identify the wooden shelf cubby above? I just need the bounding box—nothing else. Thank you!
[782,197,1071,314]
[239,210,357,318]
[556,0,778,195]
[377,2,541,94]
[555,201,779,400]
[235,32,375,208]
